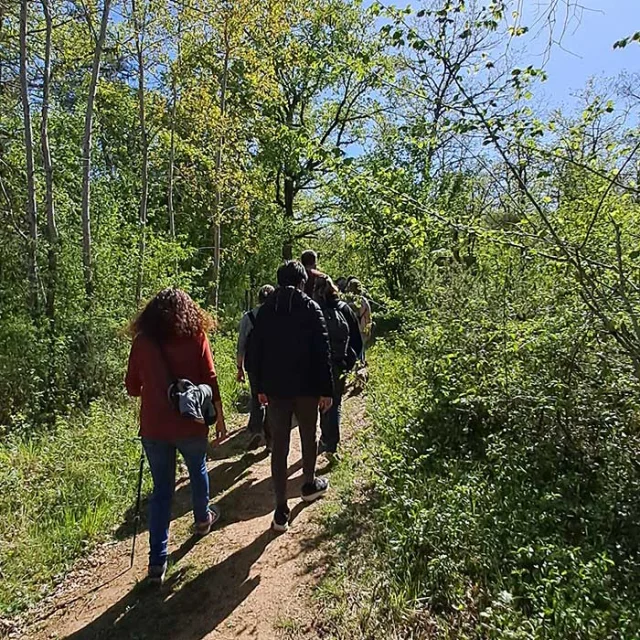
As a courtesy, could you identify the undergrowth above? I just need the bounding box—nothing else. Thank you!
[319,330,640,639]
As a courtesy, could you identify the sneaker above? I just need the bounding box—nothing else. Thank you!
[301,477,329,502]
[195,504,221,537]
[147,561,167,585]
[271,505,290,533]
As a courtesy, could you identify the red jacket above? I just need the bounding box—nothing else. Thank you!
[125,332,221,440]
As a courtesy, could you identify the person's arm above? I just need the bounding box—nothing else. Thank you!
[310,302,334,402]
[252,308,266,395]
[236,314,250,381]
[342,302,363,358]
[125,336,142,397]
[200,333,226,439]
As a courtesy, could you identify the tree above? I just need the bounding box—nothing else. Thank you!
[81,0,113,299]
[19,0,39,312]
[255,0,387,259]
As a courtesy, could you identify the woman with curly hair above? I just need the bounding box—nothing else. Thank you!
[125,288,226,584]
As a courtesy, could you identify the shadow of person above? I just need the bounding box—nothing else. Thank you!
[215,458,306,527]
[64,529,275,640]
[116,451,267,540]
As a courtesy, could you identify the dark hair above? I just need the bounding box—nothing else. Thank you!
[129,288,215,342]
[258,284,275,304]
[313,274,340,304]
[277,261,308,288]
[300,250,317,268]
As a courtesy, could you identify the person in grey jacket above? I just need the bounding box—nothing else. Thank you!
[237,284,275,450]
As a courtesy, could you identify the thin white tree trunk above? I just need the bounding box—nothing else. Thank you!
[210,25,230,310]
[81,0,112,299]
[19,0,40,313]
[133,0,148,306]
[168,68,177,240]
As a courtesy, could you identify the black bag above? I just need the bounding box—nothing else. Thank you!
[156,342,217,426]
[243,310,257,373]
[323,302,357,372]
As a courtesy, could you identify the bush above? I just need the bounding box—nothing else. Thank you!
[324,256,640,639]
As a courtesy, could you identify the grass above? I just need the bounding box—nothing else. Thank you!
[0,398,143,616]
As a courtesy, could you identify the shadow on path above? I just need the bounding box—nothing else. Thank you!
[65,529,275,640]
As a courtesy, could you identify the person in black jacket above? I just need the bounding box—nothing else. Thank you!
[313,275,363,459]
[251,260,334,532]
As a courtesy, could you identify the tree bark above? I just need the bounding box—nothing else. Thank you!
[208,24,230,310]
[168,74,177,240]
[133,0,148,306]
[81,0,112,299]
[281,175,295,260]
[19,0,40,313]
[41,0,58,322]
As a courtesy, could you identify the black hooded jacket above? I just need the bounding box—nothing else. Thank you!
[251,286,334,398]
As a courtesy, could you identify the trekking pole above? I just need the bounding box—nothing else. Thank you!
[130,447,145,569]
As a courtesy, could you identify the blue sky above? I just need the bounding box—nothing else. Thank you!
[517,0,638,106]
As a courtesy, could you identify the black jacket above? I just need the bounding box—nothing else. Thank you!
[322,299,363,367]
[252,286,333,398]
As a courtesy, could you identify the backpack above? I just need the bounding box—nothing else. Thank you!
[243,310,257,373]
[323,302,356,372]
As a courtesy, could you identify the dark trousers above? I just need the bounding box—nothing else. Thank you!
[320,369,346,453]
[267,396,319,508]
[247,371,270,441]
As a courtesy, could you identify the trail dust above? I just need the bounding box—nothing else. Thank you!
[20,394,366,640]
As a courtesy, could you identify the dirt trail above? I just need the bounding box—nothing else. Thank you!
[22,395,365,640]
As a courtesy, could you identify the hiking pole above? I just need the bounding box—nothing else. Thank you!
[130,447,145,569]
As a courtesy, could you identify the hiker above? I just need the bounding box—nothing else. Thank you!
[237,284,275,450]
[250,260,334,532]
[345,278,372,361]
[300,249,324,298]
[125,288,227,584]
[313,275,362,459]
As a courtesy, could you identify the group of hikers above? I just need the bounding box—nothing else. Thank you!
[125,251,372,584]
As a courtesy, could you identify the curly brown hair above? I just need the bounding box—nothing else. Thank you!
[129,288,216,342]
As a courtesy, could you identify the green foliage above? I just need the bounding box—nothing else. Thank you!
[324,250,640,637]
[0,399,142,615]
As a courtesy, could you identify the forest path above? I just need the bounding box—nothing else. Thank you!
[22,394,366,640]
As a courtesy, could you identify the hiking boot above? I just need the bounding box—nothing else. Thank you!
[301,477,329,502]
[271,505,290,533]
[147,561,167,585]
[317,440,328,456]
[195,504,221,537]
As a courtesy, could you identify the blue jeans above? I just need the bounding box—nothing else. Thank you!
[142,437,210,567]
[320,370,346,453]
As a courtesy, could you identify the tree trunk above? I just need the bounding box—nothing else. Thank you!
[133,0,148,307]
[19,0,40,313]
[81,0,112,299]
[281,175,295,260]
[208,26,230,310]
[168,67,177,240]
[41,0,58,322]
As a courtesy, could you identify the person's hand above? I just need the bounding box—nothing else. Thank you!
[318,396,333,413]
[258,393,269,407]
[236,366,245,383]
[215,414,227,441]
